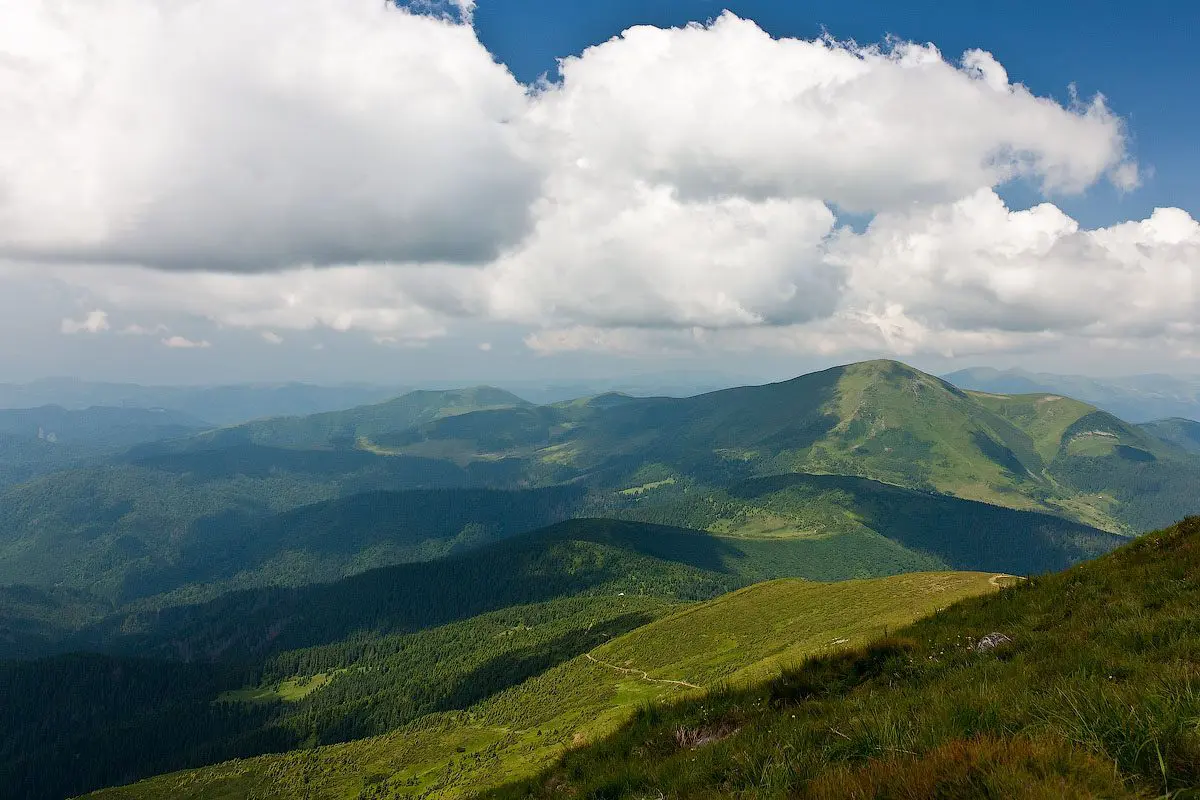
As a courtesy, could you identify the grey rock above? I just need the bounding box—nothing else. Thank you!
[974,632,1013,652]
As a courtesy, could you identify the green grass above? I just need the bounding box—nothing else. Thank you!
[216,672,337,704]
[619,478,677,496]
[489,517,1200,800]
[592,572,1001,688]
[1066,431,1121,457]
[84,571,1002,799]
[967,392,1096,463]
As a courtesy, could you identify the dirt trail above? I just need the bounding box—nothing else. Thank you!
[989,573,1025,587]
[584,653,702,690]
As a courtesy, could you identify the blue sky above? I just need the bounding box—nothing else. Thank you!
[1,0,1198,386]
[472,0,1197,228]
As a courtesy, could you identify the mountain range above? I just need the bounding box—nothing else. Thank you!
[1,359,1198,799]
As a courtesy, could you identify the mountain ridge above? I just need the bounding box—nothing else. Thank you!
[946,365,1200,423]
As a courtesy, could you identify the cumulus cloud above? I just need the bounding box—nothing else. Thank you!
[53,263,454,345]
[7,6,1194,367]
[522,195,1200,358]
[528,15,1135,211]
[261,331,284,345]
[0,0,538,271]
[829,190,1200,345]
[485,180,842,330]
[162,335,211,349]
[61,310,110,335]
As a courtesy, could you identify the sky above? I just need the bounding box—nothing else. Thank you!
[1,0,1198,386]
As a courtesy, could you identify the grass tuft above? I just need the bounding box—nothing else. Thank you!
[770,637,920,707]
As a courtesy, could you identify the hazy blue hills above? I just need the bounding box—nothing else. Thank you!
[0,404,208,446]
[0,432,83,488]
[0,405,212,488]
[168,386,531,452]
[0,379,403,426]
[945,365,1200,423]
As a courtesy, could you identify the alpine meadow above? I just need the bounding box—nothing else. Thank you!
[1,2,1198,799]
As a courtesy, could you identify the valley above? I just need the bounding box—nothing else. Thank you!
[0,359,1197,799]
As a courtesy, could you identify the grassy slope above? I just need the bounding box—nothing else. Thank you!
[492,518,1200,800]
[966,391,1096,463]
[591,573,1008,689]
[366,360,1200,532]
[87,571,1001,800]
[536,360,1049,511]
[1046,411,1200,532]
[803,362,1045,509]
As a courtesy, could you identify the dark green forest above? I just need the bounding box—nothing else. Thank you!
[0,595,674,800]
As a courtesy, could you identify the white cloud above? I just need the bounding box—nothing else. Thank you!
[58,263,452,344]
[485,180,841,330]
[521,194,1200,359]
[61,310,110,335]
[120,322,168,336]
[261,331,284,345]
[162,335,211,349]
[828,190,1200,346]
[0,0,537,271]
[528,15,1134,211]
[478,342,493,351]
[8,7,1195,370]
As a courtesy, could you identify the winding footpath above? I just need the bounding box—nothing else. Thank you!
[584,653,702,690]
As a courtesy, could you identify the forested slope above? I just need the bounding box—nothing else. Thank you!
[81,572,1001,800]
